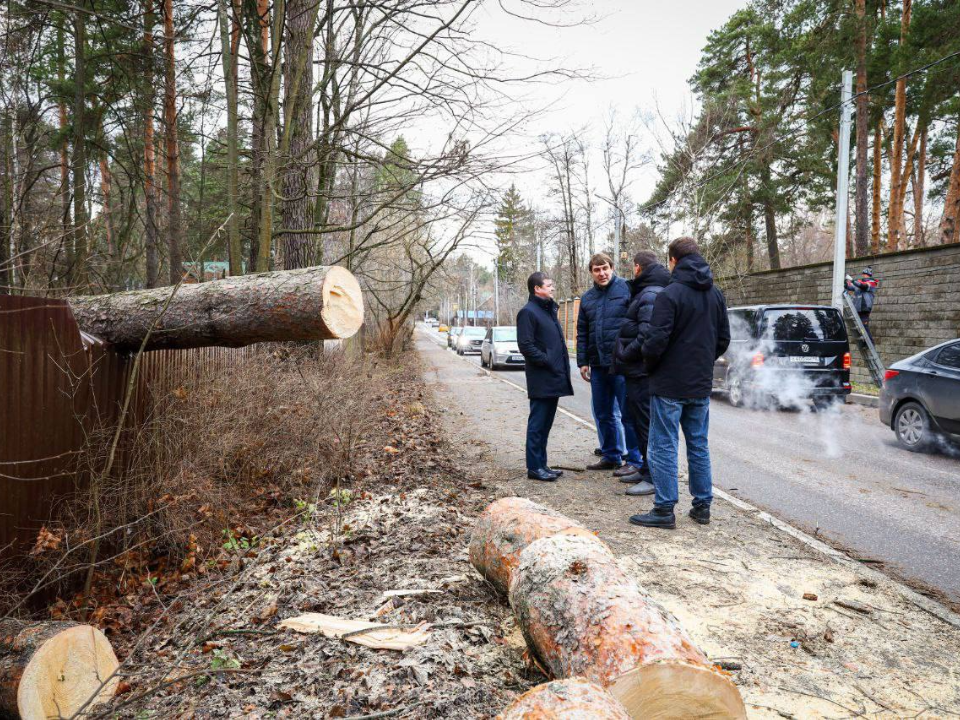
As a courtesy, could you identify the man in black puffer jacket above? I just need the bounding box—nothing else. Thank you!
[630,237,730,530]
[611,250,672,497]
[576,253,641,472]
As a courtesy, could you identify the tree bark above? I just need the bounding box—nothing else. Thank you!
[469,497,599,596]
[509,534,745,719]
[218,0,241,275]
[0,117,10,291]
[854,0,870,256]
[99,151,115,283]
[498,679,630,720]
[245,0,271,272]
[68,265,364,350]
[938,122,960,245]
[72,8,88,285]
[163,0,183,284]
[763,197,779,269]
[143,0,160,288]
[871,121,883,253]
[57,20,72,278]
[887,0,912,251]
[0,619,119,720]
[281,0,315,269]
[912,125,926,246]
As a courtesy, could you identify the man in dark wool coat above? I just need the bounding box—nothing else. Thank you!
[516,272,574,481]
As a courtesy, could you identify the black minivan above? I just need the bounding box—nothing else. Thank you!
[713,304,852,410]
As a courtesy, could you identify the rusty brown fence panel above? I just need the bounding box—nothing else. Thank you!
[0,295,249,563]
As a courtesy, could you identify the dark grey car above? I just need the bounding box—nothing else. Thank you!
[879,339,960,451]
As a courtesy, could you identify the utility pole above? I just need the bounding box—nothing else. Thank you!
[493,257,499,326]
[832,70,854,309]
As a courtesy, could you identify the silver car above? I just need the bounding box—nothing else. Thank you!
[447,326,462,349]
[480,326,524,370]
[456,326,487,355]
[879,338,960,451]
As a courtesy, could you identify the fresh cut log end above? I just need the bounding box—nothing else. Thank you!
[319,265,364,339]
[509,534,745,719]
[469,497,603,595]
[497,678,630,719]
[609,662,745,720]
[0,620,119,720]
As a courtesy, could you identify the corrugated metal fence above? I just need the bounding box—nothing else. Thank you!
[0,295,249,562]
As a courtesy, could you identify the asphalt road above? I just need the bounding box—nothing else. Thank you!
[426,326,960,607]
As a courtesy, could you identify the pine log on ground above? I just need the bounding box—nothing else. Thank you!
[497,678,630,719]
[469,497,602,595]
[0,619,119,719]
[68,265,364,351]
[509,535,745,720]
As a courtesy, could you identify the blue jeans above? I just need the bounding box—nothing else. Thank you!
[590,368,641,465]
[647,395,713,509]
[526,397,559,472]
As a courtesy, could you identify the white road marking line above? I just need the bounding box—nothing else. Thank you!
[420,329,960,628]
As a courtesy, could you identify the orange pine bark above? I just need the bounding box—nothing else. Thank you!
[872,121,883,252]
[509,534,745,719]
[469,497,600,596]
[497,678,630,720]
[887,0,912,250]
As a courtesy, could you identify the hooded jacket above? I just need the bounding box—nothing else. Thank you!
[575,275,631,368]
[642,254,731,399]
[612,263,672,379]
[517,295,575,400]
[854,276,878,313]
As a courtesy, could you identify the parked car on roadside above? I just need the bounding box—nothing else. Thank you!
[447,326,463,349]
[879,339,960,452]
[456,326,487,355]
[480,326,524,370]
[713,304,852,411]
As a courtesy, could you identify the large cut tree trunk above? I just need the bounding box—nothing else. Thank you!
[68,265,363,350]
[498,679,630,720]
[469,497,599,596]
[509,534,745,719]
[0,619,119,719]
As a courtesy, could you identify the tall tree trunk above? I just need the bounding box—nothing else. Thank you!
[0,116,9,291]
[99,152,115,285]
[912,125,926,246]
[760,165,779,269]
[71,9,88,286]
[218,0,241,274]
[246,0,270,272]
[57,20,72,277]
[854,0,870,256]
[938,122,960,245]
[143,0,160,287]
[256,0,283,272]
[871,120,883,252]
[280,0,315,270]
[163,0,183,284]
[887,0,911,251]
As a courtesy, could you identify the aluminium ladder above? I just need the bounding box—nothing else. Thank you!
[842,292,885,388]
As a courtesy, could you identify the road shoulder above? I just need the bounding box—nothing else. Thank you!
[419,332,960,718]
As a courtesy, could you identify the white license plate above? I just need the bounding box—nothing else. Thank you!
[510,355,524,362]
[789,356,820,364]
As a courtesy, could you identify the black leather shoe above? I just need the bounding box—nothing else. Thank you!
[625,480,655,496]
[613,463,639,478]
[689,505,711,525]
[527,468,558,482]
[593,447,603,456]
[545,467,563,478]
[586,458,623,471]
[629,506,676,529]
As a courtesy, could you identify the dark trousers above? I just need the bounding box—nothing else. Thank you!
[624,376,651,475]
[526,397,559,472]
[859,311,874,342]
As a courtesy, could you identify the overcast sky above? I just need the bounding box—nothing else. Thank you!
[431,0,748,260]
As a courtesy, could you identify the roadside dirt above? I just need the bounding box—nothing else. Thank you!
[90,355,540,718]
[419,334,960,719]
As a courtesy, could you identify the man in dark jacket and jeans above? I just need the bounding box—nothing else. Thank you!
[576,253,642,471]
[612,250,672,497]
[631,237,730,529]
[517,272,574,482]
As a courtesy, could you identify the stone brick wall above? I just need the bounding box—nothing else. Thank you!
[719,243,960,387]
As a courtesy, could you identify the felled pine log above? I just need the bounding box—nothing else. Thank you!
[497,678,630,719]
[68,265,364,351]
[0,619,119,719]
[509,534,745,720]
[468,497,601,595]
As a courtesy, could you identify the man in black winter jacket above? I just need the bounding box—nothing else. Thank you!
[517,272,574,482]
[611,250,672,498]
[630,237,730,530]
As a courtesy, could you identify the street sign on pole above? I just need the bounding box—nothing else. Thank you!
[832,70,854,309]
